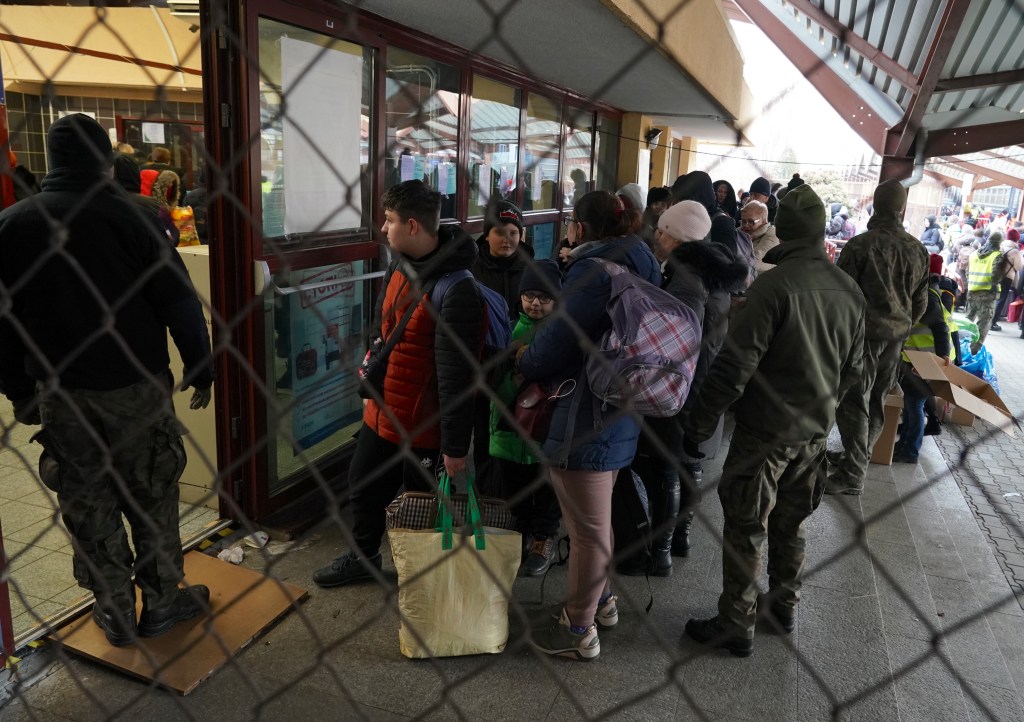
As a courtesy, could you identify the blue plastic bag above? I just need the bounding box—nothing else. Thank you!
[961,343,1000,394]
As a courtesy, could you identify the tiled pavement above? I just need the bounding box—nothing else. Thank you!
[4,416,1024,719]
[931,322,1024,611]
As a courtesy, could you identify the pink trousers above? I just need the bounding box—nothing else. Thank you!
[549,468,616,627]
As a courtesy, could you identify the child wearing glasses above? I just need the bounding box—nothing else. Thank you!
[488,260,563,576]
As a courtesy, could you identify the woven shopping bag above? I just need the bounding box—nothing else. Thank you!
[386,473,521,658]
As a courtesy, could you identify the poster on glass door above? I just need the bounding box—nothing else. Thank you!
[289,261,365,450]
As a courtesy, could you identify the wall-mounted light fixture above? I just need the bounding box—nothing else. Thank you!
[644,127,662,149]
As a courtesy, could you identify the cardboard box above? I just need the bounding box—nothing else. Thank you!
[903,350,1016,438]
[871,385,904,465]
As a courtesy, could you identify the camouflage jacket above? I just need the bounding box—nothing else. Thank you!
[836,214,929,342]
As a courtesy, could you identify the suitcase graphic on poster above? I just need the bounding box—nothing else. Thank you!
[295,343,318,379]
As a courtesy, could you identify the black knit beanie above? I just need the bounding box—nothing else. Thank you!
[112,154,141,193]
[519,259,562,297]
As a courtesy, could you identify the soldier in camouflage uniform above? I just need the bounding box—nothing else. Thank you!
[681,185,865,657]
[827,180,929,495]
[0,114,214,647]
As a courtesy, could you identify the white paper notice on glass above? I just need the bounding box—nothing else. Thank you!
[532,170,542,202]
[499,165,510,195]
[141,122,165,145]
[437,163,450,196]
[443,162,456,195]
[281,37,363,234]
[477,163,491,207]
[399,153,415,182]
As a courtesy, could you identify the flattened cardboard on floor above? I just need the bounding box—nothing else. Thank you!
[51,551,307,695]
[903,350,1016,438]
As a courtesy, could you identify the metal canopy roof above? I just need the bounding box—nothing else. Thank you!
[727,0,1024,190]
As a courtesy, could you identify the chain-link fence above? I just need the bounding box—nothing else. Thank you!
[2,0,1024,720]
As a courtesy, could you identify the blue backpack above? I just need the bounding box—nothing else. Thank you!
[430,269,512,352]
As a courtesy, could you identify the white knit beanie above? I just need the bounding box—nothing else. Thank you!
[658,200,711,242]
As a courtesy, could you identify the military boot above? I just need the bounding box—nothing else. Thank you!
[672,464,702,557]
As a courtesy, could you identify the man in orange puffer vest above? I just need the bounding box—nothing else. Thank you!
[313,180,485,589]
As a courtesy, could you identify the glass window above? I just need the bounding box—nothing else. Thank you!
[257,18,372,247]
[563,108,593,206]
[525,223,558,262]
[385,49,461,219]
[595,115,620,192]
[266,260,374,494]
[469,75,521,217]
[523,93,561,212]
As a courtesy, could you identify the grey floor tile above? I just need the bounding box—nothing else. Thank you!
[862,484,916,548]
[0,470,46,502]
[961,678,1024,722]
[796,586,899,721]
[5,518,72,552]
[7,552,76,601]
[3,540,54,572]
[868,540,942,641]
[927,574,1018,691]
[0,502,56,536]
[986,611,1024,695]
[887,632,970,722]
[16,662,155,722]
[15,491,58,511]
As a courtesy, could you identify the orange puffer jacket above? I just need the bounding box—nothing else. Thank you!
[363,226,483,455]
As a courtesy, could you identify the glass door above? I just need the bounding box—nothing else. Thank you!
[253,14,380,505]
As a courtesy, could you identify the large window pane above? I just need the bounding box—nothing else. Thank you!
[385,49,460,219]
[595,116,620,192]
[258,18,372,246]
[469,75,521,217]
[563,108,593,206]
[523,94,561,212]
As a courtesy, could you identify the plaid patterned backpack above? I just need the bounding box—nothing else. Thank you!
[585,258,702,417]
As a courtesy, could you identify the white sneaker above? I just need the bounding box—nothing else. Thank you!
[532,608,600,661]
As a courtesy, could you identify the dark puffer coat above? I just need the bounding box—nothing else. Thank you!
[662,241,750,416]
[518,234,661,471]
[363,226,484,456]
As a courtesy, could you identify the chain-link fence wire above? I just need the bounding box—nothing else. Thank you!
[1,0,1023,719]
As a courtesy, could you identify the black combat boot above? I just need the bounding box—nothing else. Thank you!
[650,476,681,576]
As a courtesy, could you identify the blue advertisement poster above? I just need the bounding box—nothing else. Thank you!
[288,261,366,450]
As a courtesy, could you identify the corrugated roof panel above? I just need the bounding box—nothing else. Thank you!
[944,2,993,79]
[897,0,943,75]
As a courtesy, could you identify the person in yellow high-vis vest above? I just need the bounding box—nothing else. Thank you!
[965,231,1009,354]
[894,259,954,464]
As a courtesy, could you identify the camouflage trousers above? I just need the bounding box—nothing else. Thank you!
[34,375,187,614]
[717,427,826,637]
[966,290,998,355]
[831,337,903,487]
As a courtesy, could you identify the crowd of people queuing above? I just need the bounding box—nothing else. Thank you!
[0,112,997,662]
[309,166,947,662]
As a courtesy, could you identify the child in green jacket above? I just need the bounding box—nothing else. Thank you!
[490,260,562,575]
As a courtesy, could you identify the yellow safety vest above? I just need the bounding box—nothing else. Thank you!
[967,252,998,292]
[903,288,955,361]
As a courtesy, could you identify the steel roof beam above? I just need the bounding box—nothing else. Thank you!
[938,157,1024,188]
[732,0,887,152]
[981,151,1024,170]
[926,120,1024,156]
[936,68,1024,93]
[783,0,919,91]
[884,0,974,158]
[924,169,963,186]
[972,179,1005,190]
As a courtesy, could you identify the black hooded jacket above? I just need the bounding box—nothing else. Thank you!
[672,171,741,257]
[0,115,212,400]
[662,241,750,415]
[470,238,534,320]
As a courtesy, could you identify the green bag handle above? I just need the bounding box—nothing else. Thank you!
[435,472,486,551]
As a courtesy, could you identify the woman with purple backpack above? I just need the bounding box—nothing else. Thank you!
[518,191,661,661]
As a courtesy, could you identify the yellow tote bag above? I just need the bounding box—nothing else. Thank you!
[387,474,521,658]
